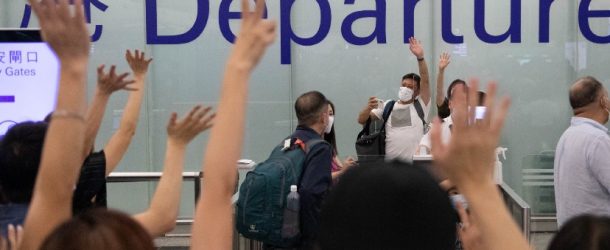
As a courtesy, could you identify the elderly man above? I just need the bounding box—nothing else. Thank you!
[554,76,610,226]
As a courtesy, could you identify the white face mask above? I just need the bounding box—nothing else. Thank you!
[398,87,413,102]
[450,194,468,210]
[325,115,334,134]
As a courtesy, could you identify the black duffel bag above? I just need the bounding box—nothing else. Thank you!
[355,100,395,161]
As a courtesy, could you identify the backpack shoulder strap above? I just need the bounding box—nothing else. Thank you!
[303,138,329,154]
[289,137,329,154]
[413,100,429,133]
[413,100,426,124]
[382,100,396,122]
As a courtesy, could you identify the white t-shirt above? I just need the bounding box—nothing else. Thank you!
[372,98,430,162]
[418,116,453,155]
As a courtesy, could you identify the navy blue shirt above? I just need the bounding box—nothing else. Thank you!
[292,125,332,249]
[0,203,27,238]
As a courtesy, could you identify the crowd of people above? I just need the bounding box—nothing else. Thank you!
[0,0,609,249]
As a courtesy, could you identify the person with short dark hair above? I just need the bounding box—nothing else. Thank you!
[357,37,431,161]
[318,161,458,250]
[269,90,334,249]
[554,76,610,226]
[547,214,610,250]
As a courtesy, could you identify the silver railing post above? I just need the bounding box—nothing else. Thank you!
[500,183,532,241]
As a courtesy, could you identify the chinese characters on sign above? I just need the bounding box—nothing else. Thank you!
[0,51,39,77]
[0,51,38,65]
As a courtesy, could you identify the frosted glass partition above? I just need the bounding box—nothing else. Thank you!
[2,0,610,216]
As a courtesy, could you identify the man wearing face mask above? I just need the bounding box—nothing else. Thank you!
[554,76,610,227]
[280,91,333,249]
[357,37,431,161]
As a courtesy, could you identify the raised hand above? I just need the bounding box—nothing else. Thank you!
[29,0,89,64]
[367,96,379,110]
[229,0,277,71]
[343,156,357,171]
[430,79,510,190]
[456,204,484,250]
[126,50,153,77]
[409,37,424,59]
[96,65,137,95]
[439,52,451,71]
[167,106,215,146]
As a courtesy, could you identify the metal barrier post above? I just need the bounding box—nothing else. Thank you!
[500,183,532,241]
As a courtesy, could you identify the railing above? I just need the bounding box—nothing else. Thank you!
[107,171,202,205]
[413,155,532,239]
[500,183,532,241]
[106,170,532,248]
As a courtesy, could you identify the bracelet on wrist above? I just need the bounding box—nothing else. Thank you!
[50,110,86,122]
[417,57,425,61]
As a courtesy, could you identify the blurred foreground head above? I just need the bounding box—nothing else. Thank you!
[548,215,610,250]
[41,209,154,250]
[318,161,457,250]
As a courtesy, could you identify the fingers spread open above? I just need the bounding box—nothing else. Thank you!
[126,49,133,61]
[109,65,117,76]
[241,0,251,22]
[73,0,86,24]
[254,0,266,20]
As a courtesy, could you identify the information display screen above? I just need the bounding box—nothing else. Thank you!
[0,29,59,135]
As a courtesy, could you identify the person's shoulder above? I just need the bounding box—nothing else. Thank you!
[308,138,331,151]
[415,97,429,107]
[306,139,332,160]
